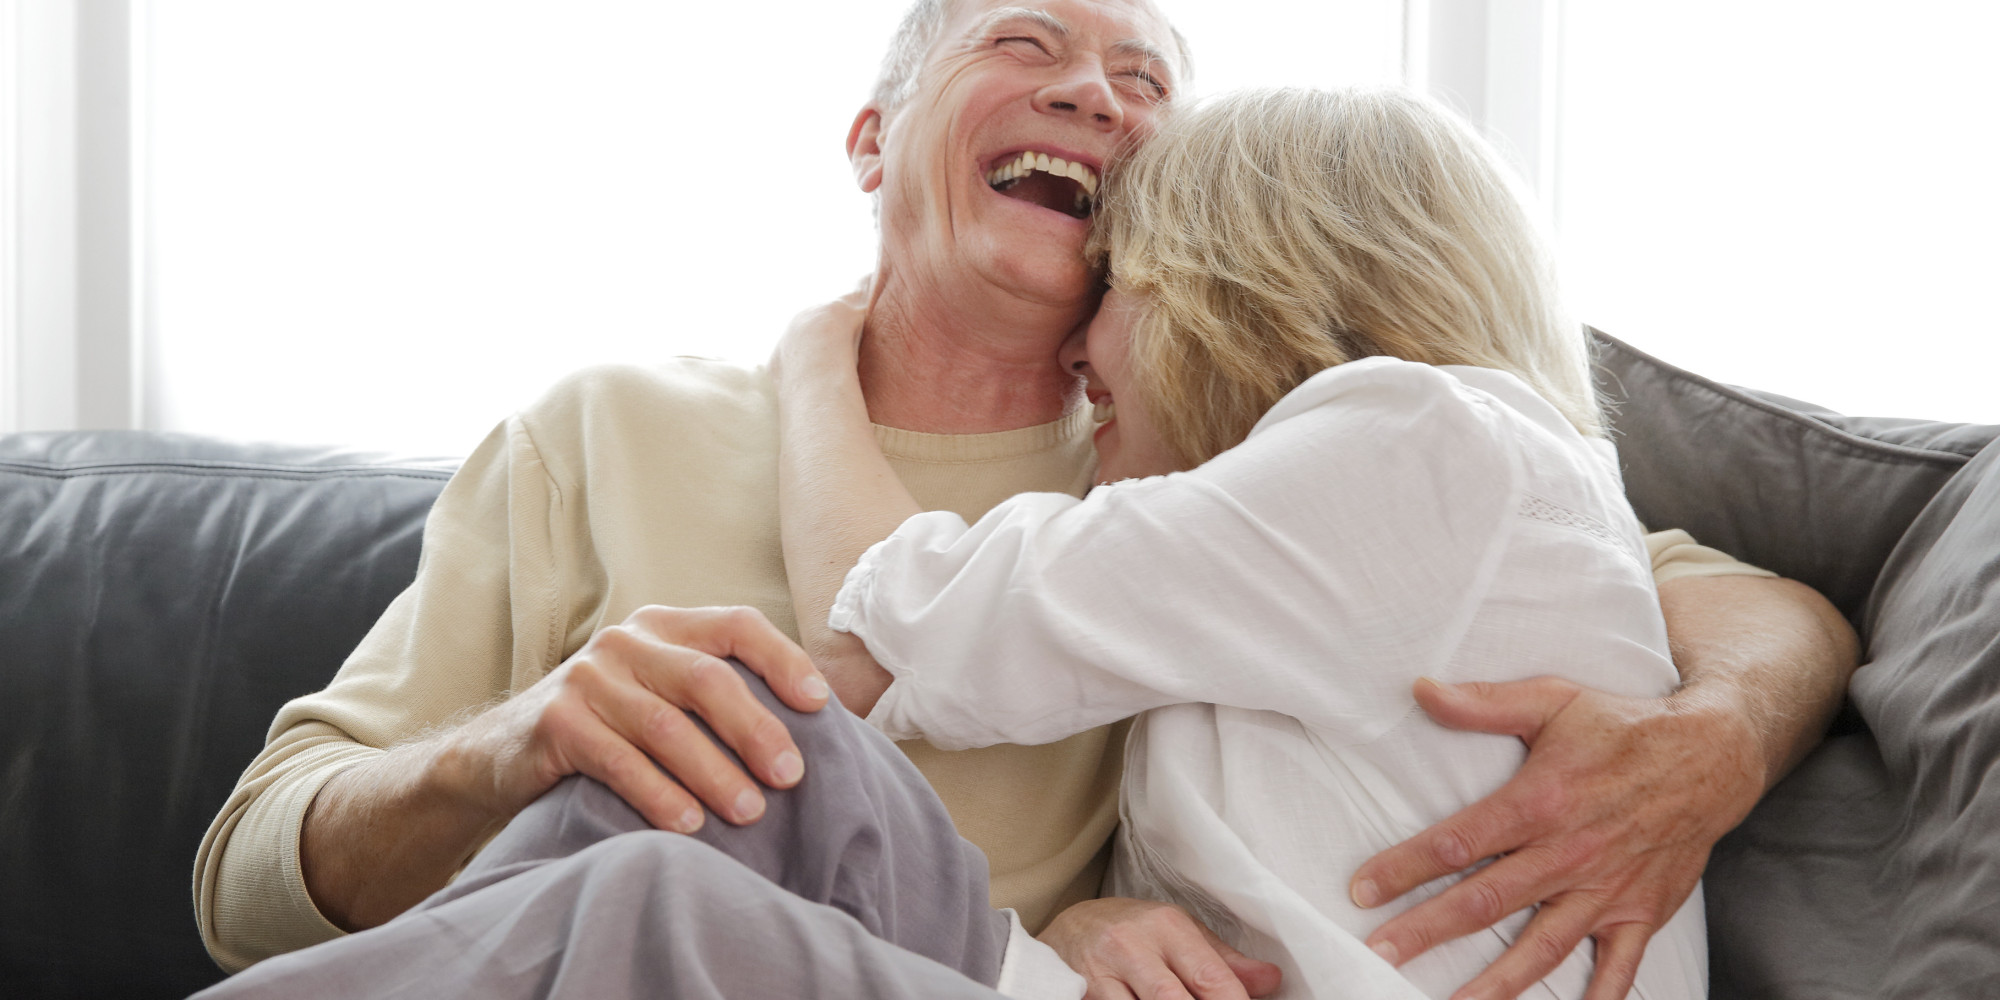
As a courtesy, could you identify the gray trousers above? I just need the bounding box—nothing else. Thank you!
[196,663,1013,999]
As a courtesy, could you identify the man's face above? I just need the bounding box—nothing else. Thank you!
[858,0,1180,312]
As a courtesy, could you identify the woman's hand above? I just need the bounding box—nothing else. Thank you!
[771,281,872,385]
[1040,898,1283,1000]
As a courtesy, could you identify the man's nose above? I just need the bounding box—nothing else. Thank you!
[1037,62,1123,131]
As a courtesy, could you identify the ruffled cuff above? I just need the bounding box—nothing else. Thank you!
[994,908,1086,1000]
[826,536,893,635]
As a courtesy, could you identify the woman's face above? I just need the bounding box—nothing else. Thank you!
[1060,288,1186,484]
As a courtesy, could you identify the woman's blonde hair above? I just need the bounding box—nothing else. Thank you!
[1087,86,1599,468]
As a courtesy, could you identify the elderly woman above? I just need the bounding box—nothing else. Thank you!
[772,86,1704,1000]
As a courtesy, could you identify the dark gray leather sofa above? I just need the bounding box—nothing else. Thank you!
[0,436,454,997]
[2,332,1996,998]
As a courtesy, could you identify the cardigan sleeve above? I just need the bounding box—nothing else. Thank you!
[1644,528,1779,583]
[193,410,572,972]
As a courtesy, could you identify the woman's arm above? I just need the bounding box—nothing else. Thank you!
[772,292,917,715]
[841,361,1531,750]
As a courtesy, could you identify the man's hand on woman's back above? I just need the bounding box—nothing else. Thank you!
[1349,574,1859,1000]
[1351,676,1752,1000]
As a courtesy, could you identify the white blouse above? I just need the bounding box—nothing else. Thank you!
[831,357,1707,1000]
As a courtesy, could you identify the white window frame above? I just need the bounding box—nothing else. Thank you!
[2,0,140,435]
[0,0,17,432]
[1405,0,1564,217]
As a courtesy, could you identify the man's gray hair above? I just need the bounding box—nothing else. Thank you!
[869,0,1194,114]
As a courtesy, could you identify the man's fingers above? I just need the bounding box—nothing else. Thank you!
[1581,923,1651,1000]
[614,615,807,787]
[1352,788,1545,911]
[1412,675,1580,745]
[1364,848,1580,968]
[562,714,705,834]
[638,605,829,715]
[591,665,771,825]
[1444,894,1607,1000]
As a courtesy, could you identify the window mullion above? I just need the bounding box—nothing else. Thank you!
[1407,0,1563,218]
[3,0,139,435]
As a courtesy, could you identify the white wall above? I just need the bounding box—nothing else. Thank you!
[16,1,1984,453]
[136,0,1403,455]
[1556,0,2000,423]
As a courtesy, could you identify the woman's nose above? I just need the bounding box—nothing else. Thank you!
[1058,325,1091,375]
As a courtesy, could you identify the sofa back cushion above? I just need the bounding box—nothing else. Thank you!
[1592,330,1996,620]
[1844,439,2000,995]
[0,431,452,997]
[1593,329,2000,998]
[1700,439,2000,997]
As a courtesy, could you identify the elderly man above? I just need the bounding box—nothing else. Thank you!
[196,0,1857,997]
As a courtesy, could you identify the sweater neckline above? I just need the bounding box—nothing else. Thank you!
[873,405,1094,464]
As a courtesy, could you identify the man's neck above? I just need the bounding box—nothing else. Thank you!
[857,276,1086,435]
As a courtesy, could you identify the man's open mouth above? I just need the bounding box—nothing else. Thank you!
[987,151,1099,220]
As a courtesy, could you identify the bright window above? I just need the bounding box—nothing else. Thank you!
[1556,1,2000,423]
[145,1,1404,455]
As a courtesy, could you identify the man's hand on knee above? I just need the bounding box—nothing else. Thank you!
[456,604,830,833]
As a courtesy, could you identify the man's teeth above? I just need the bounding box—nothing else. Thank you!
[985,151,1100,196]
[1092,399,1115,423]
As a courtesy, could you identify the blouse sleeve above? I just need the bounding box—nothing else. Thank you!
[836,362,1528,750]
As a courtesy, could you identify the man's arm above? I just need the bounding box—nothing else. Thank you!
[301,604,830,931]
[198,381,834,966]
[1351,573,1859,1000]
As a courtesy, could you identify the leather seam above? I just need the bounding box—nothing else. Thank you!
[0,462,454,482]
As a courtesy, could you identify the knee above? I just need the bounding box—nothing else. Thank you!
[585,831,732,894]
[468,774,648,874]
[724,658,872,762]
[541,773,648,831]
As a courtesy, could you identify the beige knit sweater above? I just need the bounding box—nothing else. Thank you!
[193,358,1765,972]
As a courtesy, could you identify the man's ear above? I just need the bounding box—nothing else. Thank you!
[847,107,886,195]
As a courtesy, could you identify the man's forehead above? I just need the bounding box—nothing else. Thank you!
[947,0,1180,72]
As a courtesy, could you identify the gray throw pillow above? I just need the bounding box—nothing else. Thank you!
[1704,437,2000,998]
[1591,329,1996,619]
[1592,329,2000,997]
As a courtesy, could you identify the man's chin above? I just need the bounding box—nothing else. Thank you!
[973,242,1098,312]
